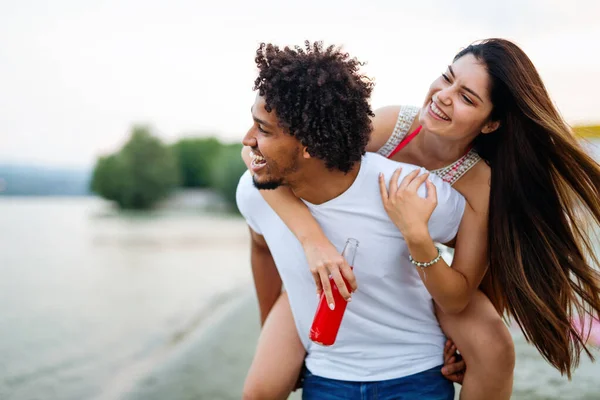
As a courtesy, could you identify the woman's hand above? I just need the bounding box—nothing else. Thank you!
[304,238,357,310]
[242,144,358,307]
[378,168,438,241]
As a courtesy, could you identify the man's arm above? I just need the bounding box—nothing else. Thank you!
[249,227,283,326]
[241,146,356,308]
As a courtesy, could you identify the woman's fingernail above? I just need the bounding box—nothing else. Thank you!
[329,303,335,310]
[347,297,352,302]
[442,367,447,374]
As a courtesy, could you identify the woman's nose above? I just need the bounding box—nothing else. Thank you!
[435,88,452,106]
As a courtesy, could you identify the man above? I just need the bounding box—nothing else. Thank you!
[236,41,465,399]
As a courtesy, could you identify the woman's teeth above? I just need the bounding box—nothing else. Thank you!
[430,102,450,121]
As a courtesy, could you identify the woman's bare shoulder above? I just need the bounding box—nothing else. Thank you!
[366,105,402,152]
[453,161,491,215]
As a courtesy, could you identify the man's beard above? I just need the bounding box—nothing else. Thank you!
[252,175,284,190]
[251,148,299,191]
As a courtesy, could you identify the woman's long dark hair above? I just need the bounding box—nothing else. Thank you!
[458,39,600,378]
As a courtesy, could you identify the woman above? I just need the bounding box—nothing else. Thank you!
[242,39,600,400]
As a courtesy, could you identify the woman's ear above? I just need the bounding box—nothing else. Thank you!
[481,120,500,135]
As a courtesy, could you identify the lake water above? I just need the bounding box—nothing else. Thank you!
[0,198,252,400]
[2,139,600,399]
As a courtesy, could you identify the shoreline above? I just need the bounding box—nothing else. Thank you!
[122,292,269,400]
[96,287,252,400]
[119,296,600,400]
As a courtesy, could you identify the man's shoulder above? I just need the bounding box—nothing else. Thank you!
[235,171,274,235]
[363,152,461,202]
[363,152,424,176]
[236,170,255,199]
[235,171,265,212]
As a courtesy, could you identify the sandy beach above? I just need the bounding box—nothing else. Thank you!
[123,293,600,400]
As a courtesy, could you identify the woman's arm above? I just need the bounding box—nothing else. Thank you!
[239,104,407,308]
[241,146,357,308]
[379,168,489,314]
[408,200,488,314]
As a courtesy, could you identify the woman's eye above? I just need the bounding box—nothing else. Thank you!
[462,95,474,105]
[442,73,451,82]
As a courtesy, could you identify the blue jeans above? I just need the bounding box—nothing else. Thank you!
[301,365,454,400]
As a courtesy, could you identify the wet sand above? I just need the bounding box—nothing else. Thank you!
[123,292,600,400]
[123,292,302,400]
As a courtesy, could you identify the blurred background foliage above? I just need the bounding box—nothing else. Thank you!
[91,126,245,211]
[89,123,599,211]
[573,125,600,138]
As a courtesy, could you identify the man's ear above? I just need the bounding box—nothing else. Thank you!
[303,146,312,159]
[481,120,500,135]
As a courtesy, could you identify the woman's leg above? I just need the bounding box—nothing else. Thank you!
[243,291,307,400]
[436,290,515,400]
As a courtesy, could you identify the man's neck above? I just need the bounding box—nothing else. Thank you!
[290,161,361,205]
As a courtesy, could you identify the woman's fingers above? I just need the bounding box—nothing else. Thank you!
[311,268,323,297]
[330,267,352,301]
[388,168,403,194]
[398,169,421,191]
[317,262,355,308]
[378,173,389,206]
[339,261,358,292]
[318,267,335,309]
[406,171,430,192]
[426,178,438,204]
[382,168,435,198]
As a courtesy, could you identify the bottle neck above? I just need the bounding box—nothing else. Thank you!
[342,238,359,266]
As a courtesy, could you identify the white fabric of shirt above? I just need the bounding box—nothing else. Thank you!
[236,152,466,381]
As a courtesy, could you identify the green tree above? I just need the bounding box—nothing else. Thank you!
[171,137,222,188]
[210,143,246,209]
[91,126,180,209]
[90,153,127,202]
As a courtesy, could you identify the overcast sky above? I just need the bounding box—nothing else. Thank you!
[1,0,599,167]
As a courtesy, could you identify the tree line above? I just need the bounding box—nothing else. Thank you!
[90,124,600,211]
[90,126,246,211]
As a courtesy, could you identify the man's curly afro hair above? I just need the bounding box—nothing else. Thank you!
[253,41,374,173]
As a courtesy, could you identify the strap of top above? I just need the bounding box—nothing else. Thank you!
[376,105,482,185]
[376,105,420,158]
[431,148,481,186]
[388,125,422,159]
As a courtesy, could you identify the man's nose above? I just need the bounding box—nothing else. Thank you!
[242,129,257,147]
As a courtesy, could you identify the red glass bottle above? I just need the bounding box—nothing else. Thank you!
[309,238,359,346]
